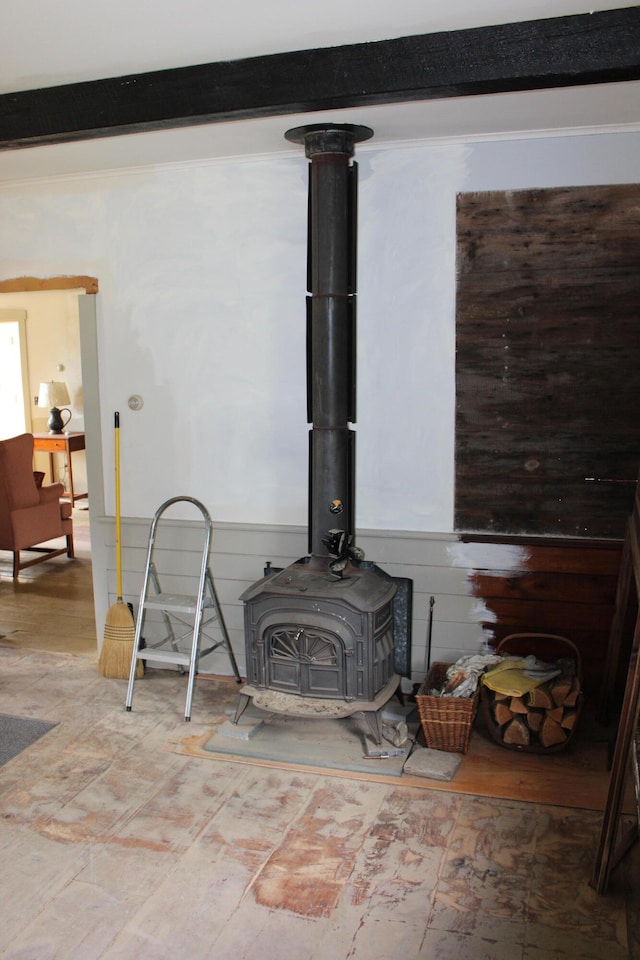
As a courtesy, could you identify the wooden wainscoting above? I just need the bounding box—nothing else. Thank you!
[462,535,634,703]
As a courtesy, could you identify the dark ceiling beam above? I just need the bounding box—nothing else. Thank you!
[1,6,639,150]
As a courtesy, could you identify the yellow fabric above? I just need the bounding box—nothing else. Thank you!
[481,659,549,697]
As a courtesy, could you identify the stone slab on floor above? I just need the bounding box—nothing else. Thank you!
[403,745,462,781]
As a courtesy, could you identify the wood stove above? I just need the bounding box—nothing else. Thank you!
[235,123,404,742]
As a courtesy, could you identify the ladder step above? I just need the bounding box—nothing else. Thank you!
[143,593,212,614]
[136,648,191,666]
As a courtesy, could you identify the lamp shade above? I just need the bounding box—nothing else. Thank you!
[38,381,71,408]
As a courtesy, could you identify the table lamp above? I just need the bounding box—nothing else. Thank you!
[38,381,71,434]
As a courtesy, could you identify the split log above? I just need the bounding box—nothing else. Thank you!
[551,679,573,706]
[540,715,568,748]
[526,709,545,733]
[550,661,575,702]
[560,709,578,731]
[503,717,530,746]
[563,677,581,707]
[509,696,530,714]
[546,705,564,723]
[529,686,554,709]
[494,702,515,726]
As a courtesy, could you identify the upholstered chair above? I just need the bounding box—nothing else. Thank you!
[0,433,74,579]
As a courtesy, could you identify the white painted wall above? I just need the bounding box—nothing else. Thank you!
[1,126,638,667]
[2,130,638,531]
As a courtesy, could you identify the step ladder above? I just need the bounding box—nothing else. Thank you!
[125,496,242,721]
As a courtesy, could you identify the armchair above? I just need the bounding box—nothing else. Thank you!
[0,433,74,579]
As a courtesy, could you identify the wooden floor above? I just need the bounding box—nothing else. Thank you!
[178,708,626,813]
[0,506,96,657]
[0,509,638,959]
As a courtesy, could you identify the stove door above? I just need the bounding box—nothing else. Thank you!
[267,624,346,698]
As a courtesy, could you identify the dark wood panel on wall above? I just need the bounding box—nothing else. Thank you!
[463,537,635,702]
[455,184,640,539]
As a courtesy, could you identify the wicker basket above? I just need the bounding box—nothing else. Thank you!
[416,661,480,754]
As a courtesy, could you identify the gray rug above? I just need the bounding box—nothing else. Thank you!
[0,713,58,766]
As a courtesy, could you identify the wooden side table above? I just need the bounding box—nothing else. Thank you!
[33,431,87,505]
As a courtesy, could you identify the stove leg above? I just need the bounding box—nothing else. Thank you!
[233,693,251,725]
[362,709,382,745]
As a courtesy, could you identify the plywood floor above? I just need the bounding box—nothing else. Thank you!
[0,644,638,959]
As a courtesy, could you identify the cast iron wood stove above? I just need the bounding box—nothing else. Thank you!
[235,123,404,743]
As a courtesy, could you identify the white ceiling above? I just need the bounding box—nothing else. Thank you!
[1,0,639,181]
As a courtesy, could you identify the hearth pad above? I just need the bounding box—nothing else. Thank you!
[202,703,418,778]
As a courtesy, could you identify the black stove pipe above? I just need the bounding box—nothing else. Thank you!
[284,123,373,559]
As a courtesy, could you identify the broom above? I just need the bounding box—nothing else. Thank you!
[98,412,143,679]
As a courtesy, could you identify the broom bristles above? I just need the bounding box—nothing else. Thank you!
[98,600,143,679]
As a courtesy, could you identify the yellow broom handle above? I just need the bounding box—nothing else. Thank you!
[114,412,123,599]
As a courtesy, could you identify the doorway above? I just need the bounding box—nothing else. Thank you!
[0,278,102,655]
[0,287,88,488]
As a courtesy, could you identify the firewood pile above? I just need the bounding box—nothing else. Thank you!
[480,634,584,753]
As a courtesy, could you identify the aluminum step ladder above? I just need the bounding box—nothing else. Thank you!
[125,496,242,721]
